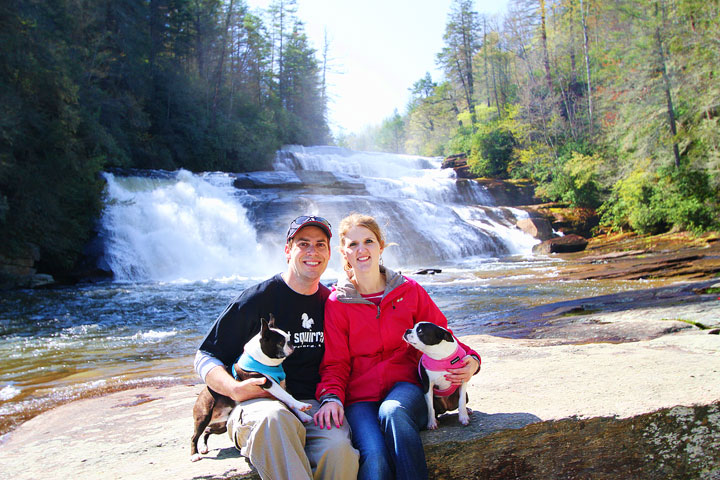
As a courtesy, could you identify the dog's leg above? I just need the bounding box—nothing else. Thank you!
[191,387,216,461]
[425,389,438,429]
[457,382,470,425]
[263,378,313,423]
[420,367,438,430]
[198,430,211,455]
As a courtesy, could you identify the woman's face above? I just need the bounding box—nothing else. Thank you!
[341,225,384,276]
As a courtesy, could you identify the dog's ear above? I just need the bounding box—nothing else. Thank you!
[267,313,276,328]
[260,317,269,334]
[443,330,454,343]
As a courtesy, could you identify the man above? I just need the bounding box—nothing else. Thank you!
[195,215,359,480]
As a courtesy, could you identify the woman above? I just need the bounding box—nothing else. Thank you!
[313,213,480,480]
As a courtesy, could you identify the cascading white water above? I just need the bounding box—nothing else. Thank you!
[99,146,538,282]
[101,170,283,282]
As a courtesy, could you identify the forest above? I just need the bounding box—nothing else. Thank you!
[1,0,329,274]
[348,0,719,238]
[1,0,719,279]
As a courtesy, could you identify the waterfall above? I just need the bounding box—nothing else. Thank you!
[99,146,538,282]
[101,170,281,282]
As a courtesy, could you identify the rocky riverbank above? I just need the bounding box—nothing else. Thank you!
[2,231,719,479]
[1,278,719,479]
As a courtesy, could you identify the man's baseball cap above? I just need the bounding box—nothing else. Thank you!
[286,215,332,243]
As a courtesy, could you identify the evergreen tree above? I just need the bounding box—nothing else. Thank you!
[437,0,481,122]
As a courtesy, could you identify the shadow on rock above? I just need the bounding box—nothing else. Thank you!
[421,410,542,447]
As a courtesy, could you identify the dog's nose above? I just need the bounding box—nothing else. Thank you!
[405,329,412,335]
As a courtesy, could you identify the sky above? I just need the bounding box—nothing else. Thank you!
[246,0,510,135]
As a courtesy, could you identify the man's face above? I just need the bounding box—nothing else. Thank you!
[284,225,331,284]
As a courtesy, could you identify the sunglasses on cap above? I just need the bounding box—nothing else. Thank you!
[286,215,332,242]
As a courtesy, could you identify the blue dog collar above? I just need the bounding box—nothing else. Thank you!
[233,353,286,384]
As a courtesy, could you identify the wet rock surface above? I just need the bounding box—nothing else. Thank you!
[553,231,720,281]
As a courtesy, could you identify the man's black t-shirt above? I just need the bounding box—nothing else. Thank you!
[198,274,330,399]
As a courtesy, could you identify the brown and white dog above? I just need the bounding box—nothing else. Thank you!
[190,315,312,461]
[403,322,471,429]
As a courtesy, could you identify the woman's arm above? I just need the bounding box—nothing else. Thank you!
[413,279,482,382]
[315,297,352,404]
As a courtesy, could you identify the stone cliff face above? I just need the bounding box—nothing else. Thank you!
[0,244,54,289]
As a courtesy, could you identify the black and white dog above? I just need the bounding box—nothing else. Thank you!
[190,315,312,461]
[403,322,472,429]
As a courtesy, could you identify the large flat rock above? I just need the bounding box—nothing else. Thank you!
[2,307,719,480]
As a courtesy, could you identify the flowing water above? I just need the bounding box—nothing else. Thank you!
[0,146,653,437]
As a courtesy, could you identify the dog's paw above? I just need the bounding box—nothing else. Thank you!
[427,418,438,430]
[296,410,313,423]
[458,411,470,425]
[297,402,312,412]
[190,453,202,462]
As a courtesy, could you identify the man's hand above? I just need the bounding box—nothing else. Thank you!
[228,377,274,402]
[313,401,344,429]
[205,365,273,402]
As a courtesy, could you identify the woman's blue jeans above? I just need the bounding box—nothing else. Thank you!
[345,382,429,480]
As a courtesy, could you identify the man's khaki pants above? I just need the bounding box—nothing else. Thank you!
[226,398,359,480]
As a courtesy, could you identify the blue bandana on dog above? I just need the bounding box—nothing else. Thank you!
[233,352,286,384]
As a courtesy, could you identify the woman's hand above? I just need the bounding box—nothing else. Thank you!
[313,401,345,429]
[445,355,480,385]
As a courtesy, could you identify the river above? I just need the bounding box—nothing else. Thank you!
[0,146,656,437]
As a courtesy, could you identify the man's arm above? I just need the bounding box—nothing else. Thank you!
[195,350,271,402]
[204,364,271,402]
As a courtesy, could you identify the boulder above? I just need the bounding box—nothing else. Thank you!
[516,217,554,241]
[414,268,443,275]
[441,153,468,169]
[533,234,588,254]
[425,403,720,480]
[473,178,541,206]
[440,154,474,179]
[524,205,600,237]
[0,244,44,289]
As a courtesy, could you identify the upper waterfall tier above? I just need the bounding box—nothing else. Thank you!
[99,146,538,282]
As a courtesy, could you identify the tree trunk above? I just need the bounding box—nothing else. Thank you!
[539,0,553,94]
[482,18,491,108]
[212,0,234,117]
[654,2,681,168]
[580,0,594,132]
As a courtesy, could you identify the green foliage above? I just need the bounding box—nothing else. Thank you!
[377,110,406,154]
[600,163,719,234]
[0,0,331,277]
[408,0,720,237]
[467,124,515,178]
[445,125,474,157]
[533,143,603,209]
[0,0,105,271]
